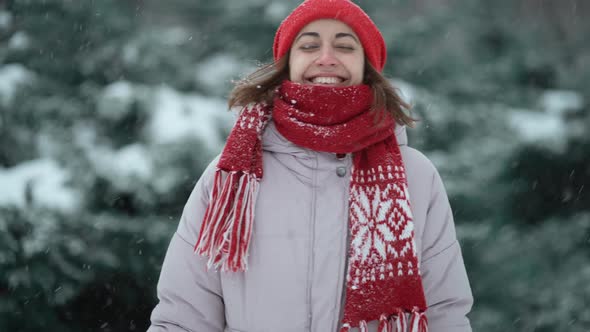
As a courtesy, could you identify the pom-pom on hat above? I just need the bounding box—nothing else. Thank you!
[273,0,387,72]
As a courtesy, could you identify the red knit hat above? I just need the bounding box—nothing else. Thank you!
[273,0,387,72]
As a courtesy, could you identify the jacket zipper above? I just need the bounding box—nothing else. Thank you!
[336,219,351,331]
[335,155,352,331]
[307,155,319,331]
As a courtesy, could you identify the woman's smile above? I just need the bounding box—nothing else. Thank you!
[305,74,347,86]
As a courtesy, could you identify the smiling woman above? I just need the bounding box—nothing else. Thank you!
[147,1,473,332]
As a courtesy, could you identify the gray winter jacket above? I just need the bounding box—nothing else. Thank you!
[148,121,473,332]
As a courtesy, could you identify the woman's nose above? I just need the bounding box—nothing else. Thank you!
[314,47,338,66]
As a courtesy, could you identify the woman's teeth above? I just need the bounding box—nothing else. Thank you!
[311,77,343,84]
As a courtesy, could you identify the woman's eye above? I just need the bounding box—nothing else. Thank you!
[336,45,355,51]
[300,44,319,50]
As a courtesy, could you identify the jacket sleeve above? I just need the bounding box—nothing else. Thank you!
[148,159,225,332]
[421,169,474,332]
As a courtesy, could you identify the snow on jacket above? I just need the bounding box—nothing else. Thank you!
[148,121,474,332]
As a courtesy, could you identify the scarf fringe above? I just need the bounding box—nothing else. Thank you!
[394,308,407,332]
[342,308,427,332]
[359,320,368,332]
[408,307,428,332]
[194,170,258,272]
[378,314,392,332]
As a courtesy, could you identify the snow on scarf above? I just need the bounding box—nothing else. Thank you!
[195,80,428,331]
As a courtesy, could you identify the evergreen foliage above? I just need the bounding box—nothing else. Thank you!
[0,0,588,331]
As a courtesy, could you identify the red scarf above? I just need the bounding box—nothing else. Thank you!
[195,80,428,332]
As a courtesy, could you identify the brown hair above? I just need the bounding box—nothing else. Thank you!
[228,56,416,127]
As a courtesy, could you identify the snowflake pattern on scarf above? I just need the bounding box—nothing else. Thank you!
[348,165,420,289]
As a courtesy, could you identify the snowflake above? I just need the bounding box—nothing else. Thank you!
[350,183,415,265]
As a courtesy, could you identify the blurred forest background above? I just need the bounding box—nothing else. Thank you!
[0,0,589,331]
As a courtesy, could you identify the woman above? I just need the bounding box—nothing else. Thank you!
[148,0,473,331]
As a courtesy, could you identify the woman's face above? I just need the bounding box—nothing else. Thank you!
[288,19,365,87]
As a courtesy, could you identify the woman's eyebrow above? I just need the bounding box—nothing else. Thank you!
[294,32,319,43]
[294,31,360,44]
[335,32,359,44]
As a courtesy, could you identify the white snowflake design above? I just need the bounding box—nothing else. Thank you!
[348,180,420,287]
[238,103,271,133]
